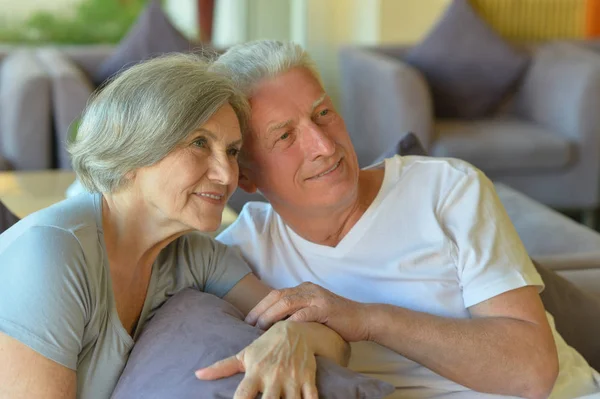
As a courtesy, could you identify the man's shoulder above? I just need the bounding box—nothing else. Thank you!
[380,155,480,193]
[217,201,277,245]
[389,155,478,178]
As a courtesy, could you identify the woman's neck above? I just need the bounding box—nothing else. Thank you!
[101,191,189,277]
[280,168,385,247]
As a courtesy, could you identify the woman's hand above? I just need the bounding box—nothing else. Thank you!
[195,320,319,399]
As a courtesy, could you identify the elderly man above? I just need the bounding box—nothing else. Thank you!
[214,40,600,398]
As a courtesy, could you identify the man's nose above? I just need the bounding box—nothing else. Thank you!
[207,153,235,185]
[303,122,336,160]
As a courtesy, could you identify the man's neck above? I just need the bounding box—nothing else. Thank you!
[278,168,385,247]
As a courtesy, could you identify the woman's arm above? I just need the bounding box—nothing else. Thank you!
[0,332,76,399]
[223,273,350,366]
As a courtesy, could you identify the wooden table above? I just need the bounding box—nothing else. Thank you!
[0,171,239,231]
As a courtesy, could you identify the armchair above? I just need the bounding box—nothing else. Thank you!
[0,47,53,170]
[339,42,600,223]
[36,45,114,169]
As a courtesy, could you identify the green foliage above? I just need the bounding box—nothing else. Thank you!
[0,0,151,44]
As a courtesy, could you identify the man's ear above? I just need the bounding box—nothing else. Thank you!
[238,168,257,194]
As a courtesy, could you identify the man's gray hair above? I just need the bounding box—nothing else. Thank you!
[213,40,322,96]
[68,53,249,193]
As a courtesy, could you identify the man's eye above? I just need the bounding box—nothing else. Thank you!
[227,148,240,157]
[193,137,208,148]
[319,109,329,117]
[280,132,291,141]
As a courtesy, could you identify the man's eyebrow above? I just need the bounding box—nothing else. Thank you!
[310,93,328,113]
[266,119,293,135]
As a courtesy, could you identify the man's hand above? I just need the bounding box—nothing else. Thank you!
[245,282,369,342]
[195,320,319,398]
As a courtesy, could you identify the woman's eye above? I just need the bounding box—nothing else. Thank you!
[227,148,240,157]
[193,137,208,148]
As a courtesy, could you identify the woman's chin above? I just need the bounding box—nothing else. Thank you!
[193,219,222,233]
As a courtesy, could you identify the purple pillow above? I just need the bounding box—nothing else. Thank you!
[404,0,529,119]
[112,289,394,399]
[93,0,201,86]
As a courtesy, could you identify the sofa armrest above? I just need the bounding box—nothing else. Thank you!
[36,48,96,169]
[514,42,600,144]
[0,50,53,170]
[338,46,433,167]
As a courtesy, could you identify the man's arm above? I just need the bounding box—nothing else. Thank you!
[0,332,76,399]
[364,286,558,399]
[246,283,558,399]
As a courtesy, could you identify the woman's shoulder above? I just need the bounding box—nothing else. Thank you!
[0,193,104,273]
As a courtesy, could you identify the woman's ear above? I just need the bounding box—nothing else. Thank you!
[238,167,257,194]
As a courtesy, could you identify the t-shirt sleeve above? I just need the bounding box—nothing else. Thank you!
[0,226,89,370]
[184,233,251,298]
[439,167,544,308]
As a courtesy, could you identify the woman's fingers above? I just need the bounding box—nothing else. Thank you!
[195,356,244,380]
[233,376,261,399]
[260,382,282,399]
[302,381,319,399]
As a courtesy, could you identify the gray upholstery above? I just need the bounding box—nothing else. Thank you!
[496,183,600,298]
[36,48,96,169]
[34,45,114,169]
[432,118,572,173]
[0,49,52,170]
[339,41,600,211]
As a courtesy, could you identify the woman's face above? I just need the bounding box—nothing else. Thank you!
[134,104,243,232]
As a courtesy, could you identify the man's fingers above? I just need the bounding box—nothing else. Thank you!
[245,289,286,325]
[233,376,261,399]
[256,295,308,330]
[195,356,244,380]
[288,306,325,324]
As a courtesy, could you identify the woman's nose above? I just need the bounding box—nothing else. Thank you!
[207,153,235,185]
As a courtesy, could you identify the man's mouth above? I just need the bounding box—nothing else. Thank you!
[309,159,341,180]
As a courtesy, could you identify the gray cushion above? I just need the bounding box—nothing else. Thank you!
[495,183,600,258]
[404,0,529,119]
[373,132,427,164]
[0,155,11,171]
[431,118,572,173]
[112,289,394,399]
[0,200,19,234]
[93,0,199,86]
[533,260,600,372]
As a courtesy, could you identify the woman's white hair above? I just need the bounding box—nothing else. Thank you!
[212,40,322,97]
[68,53,249,193]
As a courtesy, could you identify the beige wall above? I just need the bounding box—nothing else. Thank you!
[379,0,450,44]
[211,0,451,105]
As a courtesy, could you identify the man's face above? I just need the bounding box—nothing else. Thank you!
[242,67,360,215]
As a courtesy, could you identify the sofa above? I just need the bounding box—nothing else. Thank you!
[339,41,600,225]
[35,45,115,169]
[0,46,53,171]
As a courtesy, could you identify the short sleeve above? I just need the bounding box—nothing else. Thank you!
[0,226,90,370]
[439,167,543,308]
[183,233,251,298]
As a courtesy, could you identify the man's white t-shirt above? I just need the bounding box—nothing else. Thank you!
[218,156,600,398]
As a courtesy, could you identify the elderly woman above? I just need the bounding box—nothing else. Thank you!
[0,54,348,399]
